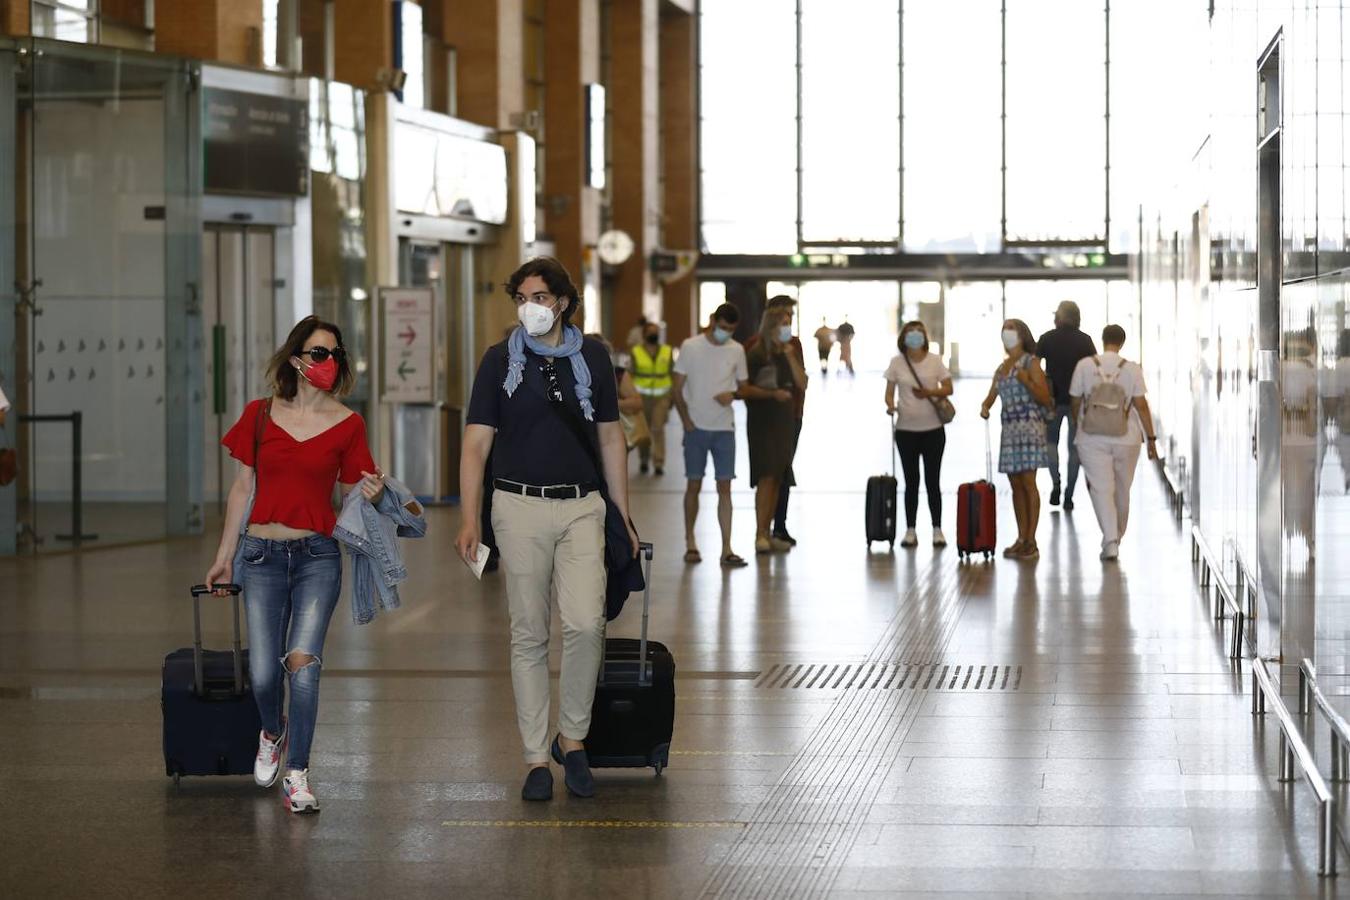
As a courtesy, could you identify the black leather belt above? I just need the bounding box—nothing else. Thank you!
[493,479,599,500]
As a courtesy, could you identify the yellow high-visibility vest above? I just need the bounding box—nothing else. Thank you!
[631,343,673,395]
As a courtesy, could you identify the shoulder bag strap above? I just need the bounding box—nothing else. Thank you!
[252,398,271,472]
[902,352,949,418]
[523,358,608,489]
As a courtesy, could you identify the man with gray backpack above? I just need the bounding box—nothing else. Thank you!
[1069,324,1159,561]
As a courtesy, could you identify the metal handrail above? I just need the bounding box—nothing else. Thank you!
[1190,525,1244,659]
[1251,657,1338,876]
[1299,659,1350,782]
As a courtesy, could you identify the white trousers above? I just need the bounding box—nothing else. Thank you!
[491,490,607,765]
[1075,439,1142,548]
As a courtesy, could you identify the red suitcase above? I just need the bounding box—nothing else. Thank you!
[957,422,997,561]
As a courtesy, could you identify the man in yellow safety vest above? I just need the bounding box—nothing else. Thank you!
[631,322,674,475]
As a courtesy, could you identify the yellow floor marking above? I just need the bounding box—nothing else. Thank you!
[442,820,744,829]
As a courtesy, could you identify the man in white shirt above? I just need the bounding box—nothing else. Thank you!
[672,303,759,567]
[1069,324,1159,561]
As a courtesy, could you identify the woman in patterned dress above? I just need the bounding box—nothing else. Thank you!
[979,319,1053,559]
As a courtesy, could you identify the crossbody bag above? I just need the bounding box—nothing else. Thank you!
[902,354,956,425]
[530,360,645,621]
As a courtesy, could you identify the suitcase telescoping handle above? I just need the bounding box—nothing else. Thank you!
[189,583,245,698]
[984,417,993,484]
[889,411,898,479]
[637,542,654,686]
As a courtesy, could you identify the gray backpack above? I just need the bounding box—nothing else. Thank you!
[1081,357,1130,437]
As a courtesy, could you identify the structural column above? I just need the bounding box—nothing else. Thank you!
[609,0,660,347]
[155,0,265,66]
[543,0,601,318]
[659,3,697,345]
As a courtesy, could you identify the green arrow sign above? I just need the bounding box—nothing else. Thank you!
[397,360,416,381]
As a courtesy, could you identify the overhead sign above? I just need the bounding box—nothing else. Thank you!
[203,88,309,197]
[381,287,434,403]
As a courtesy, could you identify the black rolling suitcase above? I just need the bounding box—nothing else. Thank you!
[866,418,899,547]
[162,583,261,782]
[585,543,675,774]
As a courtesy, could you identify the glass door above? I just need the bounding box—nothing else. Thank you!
[202,226,276,509]
[18,41,199,550]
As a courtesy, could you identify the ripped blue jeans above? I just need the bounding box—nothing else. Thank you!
[238,534,342,771]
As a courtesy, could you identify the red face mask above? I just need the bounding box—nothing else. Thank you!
[298,357,339,392]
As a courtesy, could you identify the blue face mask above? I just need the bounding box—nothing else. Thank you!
[778,325,793,343]
[903,331,926,351]
[712,327,733,344]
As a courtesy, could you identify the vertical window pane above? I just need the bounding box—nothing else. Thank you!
[902,0,1001,252]
[1005,0,1106,241]
[800,0,899,244]
[399,1,425,110]
[700,0,797,253]
[263,0,280,68]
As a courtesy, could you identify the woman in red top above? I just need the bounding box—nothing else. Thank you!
[205,316,383,814]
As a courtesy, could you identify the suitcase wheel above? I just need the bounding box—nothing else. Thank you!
[173,772,180,786]
[654,762,664,777]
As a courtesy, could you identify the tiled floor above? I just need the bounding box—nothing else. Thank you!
[0,375,1344,898]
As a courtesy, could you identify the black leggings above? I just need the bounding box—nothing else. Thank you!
[893,427,946,528]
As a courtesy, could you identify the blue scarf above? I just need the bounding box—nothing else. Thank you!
[503,325,595,421]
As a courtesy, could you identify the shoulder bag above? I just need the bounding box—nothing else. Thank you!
[902,354,956,425]
[531,362,646,621]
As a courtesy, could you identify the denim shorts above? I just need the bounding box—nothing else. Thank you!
[683,428,736,481]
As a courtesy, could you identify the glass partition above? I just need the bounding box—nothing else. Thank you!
[16,41,199,551]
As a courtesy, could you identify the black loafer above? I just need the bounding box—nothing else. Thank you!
[521,766,553,801]
[551,734,595,798]
[772,531,798,547]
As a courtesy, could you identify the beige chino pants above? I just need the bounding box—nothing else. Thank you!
[491,490,608,765]
[639,392,673,467]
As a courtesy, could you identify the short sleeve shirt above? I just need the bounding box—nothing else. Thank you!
[1038,327,1098,405]
[1069,352,1147,445]
[466,338,620,486]
[673,335,749,432]
[885,353,952,432]
[222,399,377,535]
[0,384,9,413]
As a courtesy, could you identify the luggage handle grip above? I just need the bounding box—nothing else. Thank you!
[190,583,242,597]
[188,583,246,698]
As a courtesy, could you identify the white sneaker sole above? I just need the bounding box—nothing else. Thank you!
[282,791,320,815]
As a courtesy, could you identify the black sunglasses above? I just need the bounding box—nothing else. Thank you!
[539,359,564,403]
[299,346,345,363]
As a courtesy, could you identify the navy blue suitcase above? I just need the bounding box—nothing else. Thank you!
[585,544,675,774]
[162,584,261,782]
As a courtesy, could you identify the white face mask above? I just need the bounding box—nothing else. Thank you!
[1001,329,1021,351]
[518,301,557,337]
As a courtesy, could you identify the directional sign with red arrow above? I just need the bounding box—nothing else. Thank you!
[381,287,435,402]
[399,325,417,346]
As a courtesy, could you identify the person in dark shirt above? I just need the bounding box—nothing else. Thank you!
[456,257,635,803]
[1036,300,1097,510]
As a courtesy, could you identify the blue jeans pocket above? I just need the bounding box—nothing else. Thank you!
[305,536,340,559]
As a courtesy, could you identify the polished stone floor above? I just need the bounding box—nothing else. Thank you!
[1,375,1345,898]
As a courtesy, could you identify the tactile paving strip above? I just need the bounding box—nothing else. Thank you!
[700,560,977,899]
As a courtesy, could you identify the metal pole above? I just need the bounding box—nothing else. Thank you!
[1103,0,1110,248]
[897,0,904,249]
[70,411,80,544]
[999,0,1007,249]
[1319,798,1337,876]
[794,0,803,251]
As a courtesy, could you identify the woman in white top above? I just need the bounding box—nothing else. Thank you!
[884,321,954,547]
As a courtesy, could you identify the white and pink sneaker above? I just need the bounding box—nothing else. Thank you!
[254,725,287,788]
[282,769,319,814]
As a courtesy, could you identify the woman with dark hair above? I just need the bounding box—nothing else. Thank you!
[885,321,953,547]
[980,318,1053,559]
[744,306,806,554]
[204,315,383,813]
